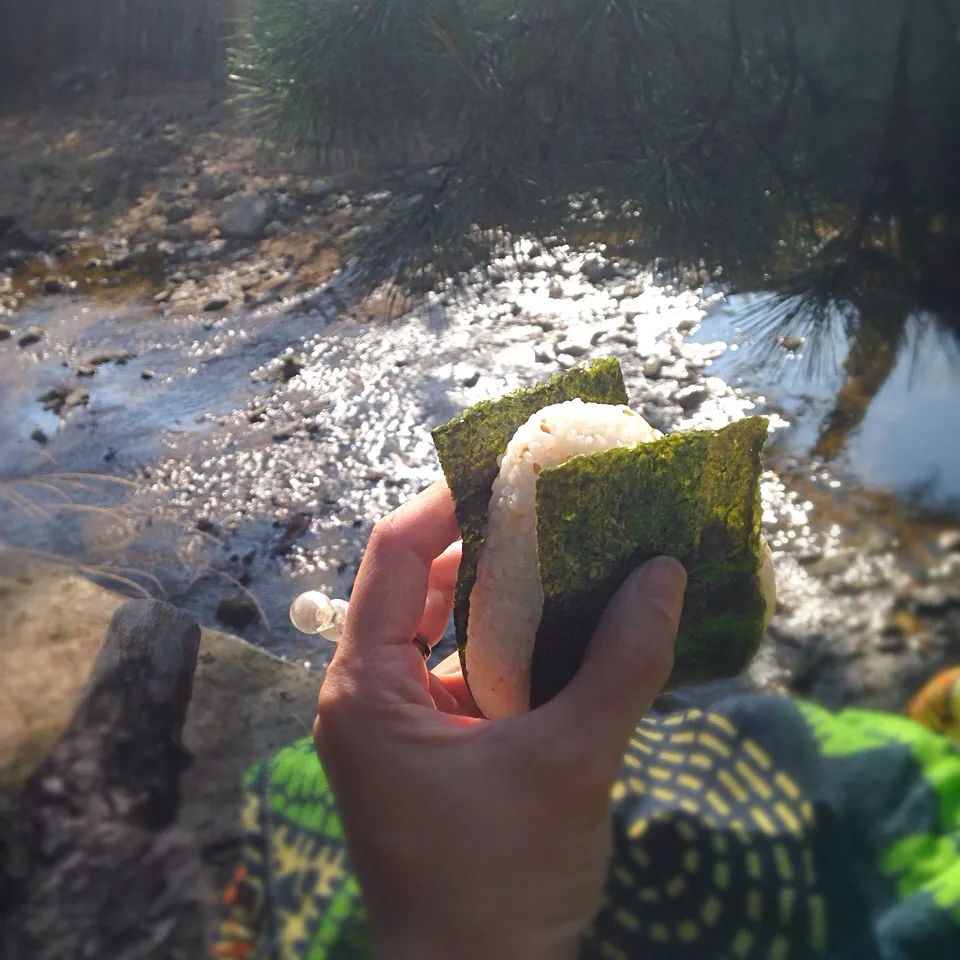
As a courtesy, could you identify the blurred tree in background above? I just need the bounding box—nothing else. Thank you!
[232,0,959,317]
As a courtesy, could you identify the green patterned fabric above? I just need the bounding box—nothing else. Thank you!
[210,695,960,960]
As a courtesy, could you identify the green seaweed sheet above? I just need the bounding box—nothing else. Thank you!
[531,416,769,709]
[431,358,629,682]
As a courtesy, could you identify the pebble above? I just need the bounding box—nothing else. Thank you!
[642,357,665,379]
[0,324,11,341]
[109,252,136,271]
[140,369,156,380]
[548,280,564,299]
[215,593,259,630]
[779,335,806,352]
[30,428,48,444]
[938,530,960,554]
[901,584,960,617]
[203,296,231,313]
[17,326,44,347]
[43,277,64,295]
[675,384,709,410]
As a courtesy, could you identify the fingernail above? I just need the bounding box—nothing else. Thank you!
[636,556,687,625]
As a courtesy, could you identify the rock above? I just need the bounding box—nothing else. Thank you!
[557,340,589,358]
[140,369,156,380]
[43,276,65,295]
[270,423,299,442]
[165,201,195,224]
[219,192,274,239]
[461,370,481,388]
[901,584,960,617]
[264,220,284,237]
[195,517,219,536]
[76,363,97,377]
[803,549,857,578]
[276,353,305,382]
[215,593,259,630]
[0,564,324,906]
[195,171,235,201]
[271,512,313,557]
[203,296,231,313]
[246,405,268,423]
[308,179,334,200]
[779,335,806,352]
[38,383,89,415]
[676,384,709,410]
[642,357,665,379]
[84,258,102,270]
[80,348,135,367]
[406,269,438,293]
[108,252,136,271]
[30,428,48,444]
[17,326,44,347]
[581,258,615,284]
[0,324,11,341]
[938,530,960,554]
[548,280,565,299]
[611,281,644,300]
[677,317,699,334]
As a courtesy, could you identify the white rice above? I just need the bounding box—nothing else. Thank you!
[466,399,660,719]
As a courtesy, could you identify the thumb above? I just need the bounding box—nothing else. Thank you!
[543,556,687,772]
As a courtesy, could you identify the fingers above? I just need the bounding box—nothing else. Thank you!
[342,481,461,657]
[538,557,686,777]
[417,541,462,646]
[430,650,482,718]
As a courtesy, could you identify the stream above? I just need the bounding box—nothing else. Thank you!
[1,244,958,712]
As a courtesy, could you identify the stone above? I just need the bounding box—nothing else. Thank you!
[937,530,960,554]
[30,428,48,444]
[0,324,11,341]
[165,201,195,224]
[902,584,960,617]
[308,179,334,200]
[219,192,274,239]
[79,348,135,367]
[140,369,156,381]
[676,317,699,334]
[17,326,44,348]
[779,335,806,352]
[675,384,709,411]
[196,171,236,201]
[271,512,313,557]
[581,258,615,284]
[0,562,323,901]
[215,593,259,630]
[203,296,231,313]
[43,277,65,295]
[38,384,89,415]
[642,357,665,379]
[108,252,136,271]
[548,280,564,299]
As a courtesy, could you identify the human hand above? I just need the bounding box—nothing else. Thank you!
[314,481,687,960]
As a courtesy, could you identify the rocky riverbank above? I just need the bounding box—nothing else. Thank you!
[1,82,958,723]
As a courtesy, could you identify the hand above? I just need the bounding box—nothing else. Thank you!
[314,482,687,960]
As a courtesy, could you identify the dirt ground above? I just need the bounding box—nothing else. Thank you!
[0,78,406,320]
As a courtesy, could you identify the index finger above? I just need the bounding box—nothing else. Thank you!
[342,480,461,654]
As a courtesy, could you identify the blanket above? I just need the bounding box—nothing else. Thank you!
[210,691,960,960]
